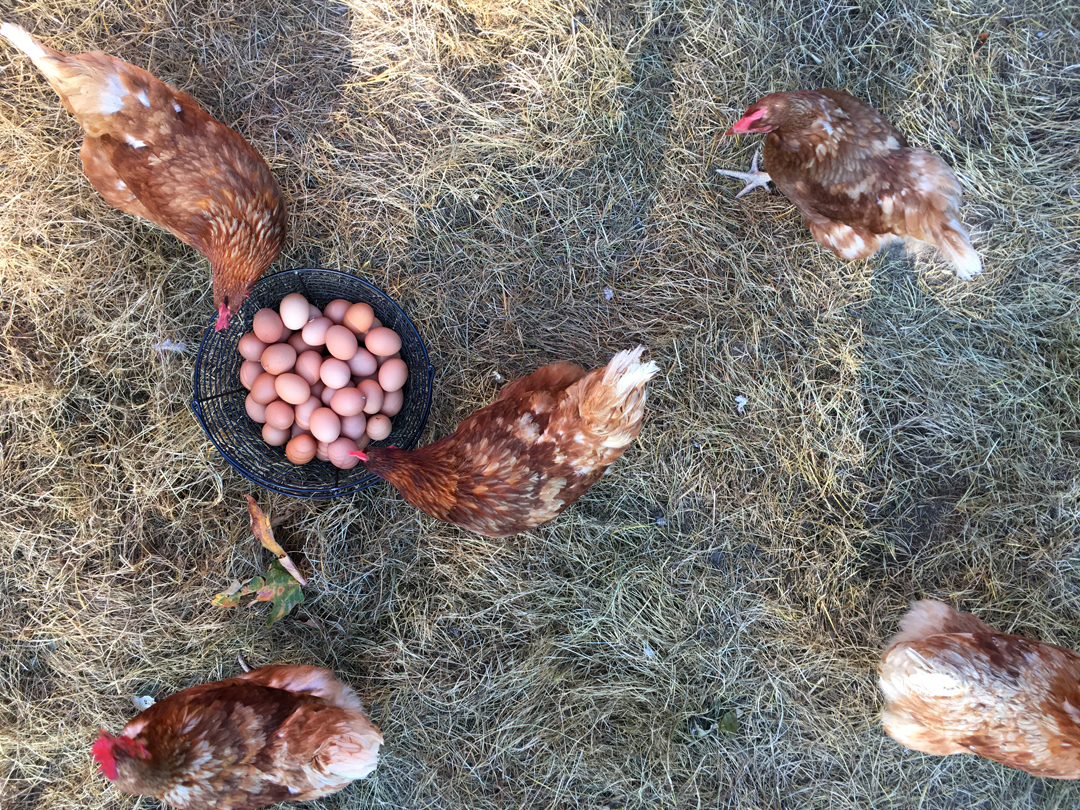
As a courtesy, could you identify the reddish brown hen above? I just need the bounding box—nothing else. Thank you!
[351,346,659,537]
[719,89,981,279]
[92,665,382,810]
[1,23,286,330]
[879,600,1080,778]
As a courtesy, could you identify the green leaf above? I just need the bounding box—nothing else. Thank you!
[719,711,739,736]
[212,563,302,626]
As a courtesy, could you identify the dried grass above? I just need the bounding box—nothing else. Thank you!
[1,0,1079,808]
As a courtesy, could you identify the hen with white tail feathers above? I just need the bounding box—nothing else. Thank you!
[351,347,660,537]
[879,600,1080,779]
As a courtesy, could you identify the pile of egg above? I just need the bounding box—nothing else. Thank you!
[239,294,409,469]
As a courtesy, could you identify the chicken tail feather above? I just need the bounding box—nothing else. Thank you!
[575,346,659,451]
[1,22,51,61]
[933,217,982,280]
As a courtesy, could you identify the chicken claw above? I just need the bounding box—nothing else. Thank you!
[716,149,772,197]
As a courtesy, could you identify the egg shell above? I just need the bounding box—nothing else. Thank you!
[330,387,366,417]
[358,379,384,414]
[287,331,317,354]
[366,413,392,441]
[310,381,325,398]
[302,317,333,346]
[340,412,367,440]
[381,387,404,417]
[251,372,280,405]
[355,434,371,450]
[308,303,322,320]
[285,434,317,464]
[371,317,382,329]
[325,325,359,361]
[320,357,352,389]
[262,422,290,446]
[264,400,295,430]
[252,309,284,343]
[294,396,321,430]
[280,327,293,341]
[327,437,361,469]
[377,358,409,392]
[294,351,324,385]
[238,332,268,361]
[347,348,378,377]
[274,373,311,405]
[245,393,269,423]
[365,327,402,357]
[290,423,310,438]
[377,351,400,367]
[261,343,297,375]
[343,302,375,335]
[315,441,331,462]
[320,385,338,406]
[279,293,311,330]
[240,360,264,389]
[309,408,342,443]
[323,299,352,324]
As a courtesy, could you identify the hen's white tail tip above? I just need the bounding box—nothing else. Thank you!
[0,23,47,60]
[604,346,659,396]
[935,219,982,281]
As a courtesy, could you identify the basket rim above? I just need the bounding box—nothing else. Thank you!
[190,267,434,499]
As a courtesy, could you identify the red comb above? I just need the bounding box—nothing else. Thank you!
[92,731,118,781]
[348,450,369,462]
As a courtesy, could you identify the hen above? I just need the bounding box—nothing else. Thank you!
[1,23,286,330]
[718,89,981,279]
[351,346,659,537]
[92,665,382,810]
[878,600,1080,779]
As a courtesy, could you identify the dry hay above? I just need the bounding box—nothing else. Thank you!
[1,0,1079,808]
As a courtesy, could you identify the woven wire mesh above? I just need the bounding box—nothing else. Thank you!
[191,268,434,498]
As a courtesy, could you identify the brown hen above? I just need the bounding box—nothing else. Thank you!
[351,346,659,537]
[718,89,981,279]
[879,600,1080,778]
[91,665,382,810]
[1,23,287,330]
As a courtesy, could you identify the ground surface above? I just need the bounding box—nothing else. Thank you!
[1,0,1079,808]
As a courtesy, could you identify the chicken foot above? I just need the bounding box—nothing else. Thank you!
[716,149,772,197]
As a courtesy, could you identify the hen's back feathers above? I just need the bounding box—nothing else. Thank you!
[879,601,1080,779]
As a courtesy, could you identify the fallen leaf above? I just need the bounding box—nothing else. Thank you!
[719,711,739,735]
[245,495,307,585]
[213,562,304,627]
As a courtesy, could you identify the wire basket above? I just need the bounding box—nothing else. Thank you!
[191,268,434,498]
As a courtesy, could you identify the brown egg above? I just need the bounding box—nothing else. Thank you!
[315,440,330,462]
[320,385,338,406]
[327,437,361,469]
[320,357,352,389]
[238,332,268,362]
[287,331,317,354]
[250,372,279,405]
[252,309,284,343]
[355,433,371,451]
[285,434,317,465]
[262,422,290,446]
[380,387,404,417]
[371,317,382,329]
[294,396,321,430]
[301,317,333,346]
[311,381,325,399]
[279,293,311,330]
[309,407,341,443]
[358,379,384,414]
[377,358,409,392]
[245,393,269,423]
[240,360,264,389]
[274,373,311,405]
[264,400,295,431]
[294,350,324,385]
[343,302,375,335]
[347,348,378,377]
[366,413,392,441]
[323,299,352,324]
[330,387,366,417]
[340,412,367,440]
[260,343,297,375]
[325,325,359,361]
[290,423,310,438]
[365,326,402,357]
[279,327,293,341]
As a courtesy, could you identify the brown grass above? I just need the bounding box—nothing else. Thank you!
[2,0,1079,808]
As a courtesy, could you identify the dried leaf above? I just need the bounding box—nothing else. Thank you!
[212,580,245,607]
[245,495,307,585]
